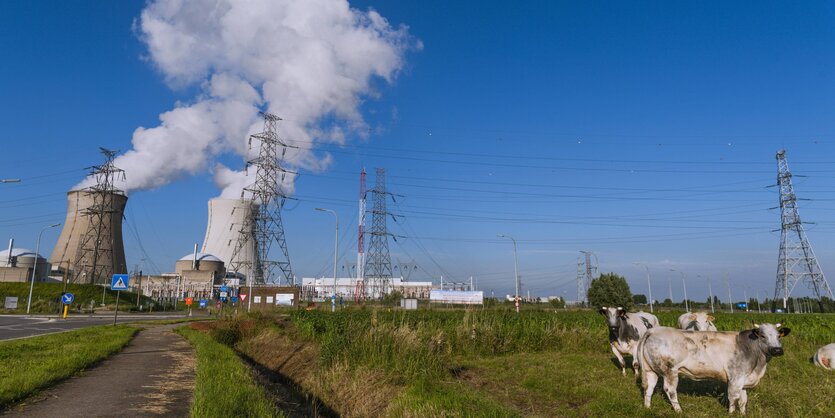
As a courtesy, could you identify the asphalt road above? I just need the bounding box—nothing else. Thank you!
[0,313,191,341]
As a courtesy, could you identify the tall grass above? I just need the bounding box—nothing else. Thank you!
[176,326,282,418]
[0,325,137,407]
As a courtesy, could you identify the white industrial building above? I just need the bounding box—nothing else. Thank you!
[0,247,53,282]
[301,277,435,300]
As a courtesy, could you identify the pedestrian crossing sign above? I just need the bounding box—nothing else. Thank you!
[111,274,129,291]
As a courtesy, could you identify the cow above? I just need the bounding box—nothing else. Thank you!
[677,311,718,331]
[813,343,835,370]
[637,323,790,414]
[598,306,659,376]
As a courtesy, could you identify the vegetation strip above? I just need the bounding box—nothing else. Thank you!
[175,325,284,418]
[0,324,138,408]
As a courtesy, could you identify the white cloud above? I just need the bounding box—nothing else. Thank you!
[76,0,414,196]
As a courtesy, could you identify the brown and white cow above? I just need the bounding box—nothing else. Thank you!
[814,343,835,370]
[637,323,790,414]
[677,311,717,331]
[598,306,659,376]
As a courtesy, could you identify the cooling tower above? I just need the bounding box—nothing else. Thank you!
[201,198,258,278]
[49,190,127,284]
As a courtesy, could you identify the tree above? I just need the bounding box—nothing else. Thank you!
[549,297,566,309]
[632,294,647,305]
[587,272,633,309]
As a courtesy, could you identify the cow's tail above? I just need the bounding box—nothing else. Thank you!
[635,330,651,373]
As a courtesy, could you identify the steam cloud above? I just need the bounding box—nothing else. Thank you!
[75,0,415,196]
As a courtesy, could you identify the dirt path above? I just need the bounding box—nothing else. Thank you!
[4,324,196,418]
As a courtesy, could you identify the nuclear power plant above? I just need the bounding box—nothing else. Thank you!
[49,190,128,284]
[201,198,258,279]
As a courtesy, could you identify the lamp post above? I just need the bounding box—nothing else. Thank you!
[497,234,519,313]
[633,262,653,313]
[27,223,60,314]
[670,269,688,312]
[316,208,339,312]
[1,179,21,183]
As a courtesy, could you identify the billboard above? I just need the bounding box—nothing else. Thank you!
[429,290,483,305]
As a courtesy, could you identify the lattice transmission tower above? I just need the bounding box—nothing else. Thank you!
[230,113,294,285]
[773,150,833,310]
[576,250,598,305]
[73,148,126,284]
[365,168,394,298]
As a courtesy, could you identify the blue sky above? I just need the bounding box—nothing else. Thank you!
[3,1,835,302]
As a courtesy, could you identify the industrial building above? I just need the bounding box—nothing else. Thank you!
[49,190,128,283]
[0,247,52,282]
[138,252,227,300]
[301,277,434,300]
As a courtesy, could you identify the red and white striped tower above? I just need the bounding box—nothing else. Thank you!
[354,168,367,302]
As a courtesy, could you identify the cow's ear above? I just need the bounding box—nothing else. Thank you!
[779,327,791,337]
[598,308,607,315]
[616,308,627,318]
[749,328,761,339]
[707,315,715,322]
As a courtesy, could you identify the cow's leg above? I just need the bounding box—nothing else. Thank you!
[662,371,682,413]
[610,344,626,376]
[642,368,658,409]
[727,380,746,414]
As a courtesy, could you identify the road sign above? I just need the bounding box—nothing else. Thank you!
[231,296,238,304]
[239,294,248,302]
[199,299,207,308]
[220,284,228,292]
[220,296,227,302]
[215,300,222,309]
[219,291,228,298]
[61,293,75,304]
[5,297,18,309]
[185,297,193,306]
[111,274,129,291]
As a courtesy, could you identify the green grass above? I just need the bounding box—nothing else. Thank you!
[0,282,162,314]
[0,325,137,407]
[176,326,283,418]
[274,309,835,417]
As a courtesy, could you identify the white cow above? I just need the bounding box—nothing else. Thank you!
[638,323,790,414]
[677,311,717,331]
[814,343,835,370]
[598,306,659,376]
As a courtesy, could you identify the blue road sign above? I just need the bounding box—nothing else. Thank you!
[220,284,228,292]
[111,274,130,291]
[231,296,239,304]
[220,296,227,302]
[61,293,75,304]
[199,299,207,308]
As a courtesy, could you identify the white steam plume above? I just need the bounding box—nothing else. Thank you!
[75,0,415,196]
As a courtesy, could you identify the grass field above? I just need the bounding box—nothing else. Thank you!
[176,326,283,418]
[219,309,835,417]
[0,282,161,314]
[0,325,137,408]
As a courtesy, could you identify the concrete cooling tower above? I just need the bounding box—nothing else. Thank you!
[49,190,127,284]
[201,198,258,279]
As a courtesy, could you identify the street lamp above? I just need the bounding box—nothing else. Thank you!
[633,262,653,313]
[315,208,339,312]
[1,179,21,183]
[670,269,688,312]
[497,234,519,313]
[27,223,61,314]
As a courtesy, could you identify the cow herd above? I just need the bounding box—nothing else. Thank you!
[598,307,833,414]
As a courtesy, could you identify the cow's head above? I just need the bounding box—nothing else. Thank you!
[598,306,627,332]
[685,312,715,331]
[749,323,791,357]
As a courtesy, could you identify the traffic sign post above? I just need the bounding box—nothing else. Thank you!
[185,297,193,316]
[61,293,74,319]
[111,274,130,325]
[199,299,207,308]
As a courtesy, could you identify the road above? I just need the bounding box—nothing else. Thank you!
[0,313,192,341]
